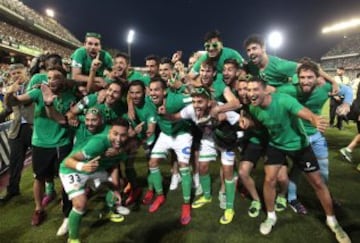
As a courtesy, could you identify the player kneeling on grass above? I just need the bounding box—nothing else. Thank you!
[163,86,240,224]
[59,118,130,243]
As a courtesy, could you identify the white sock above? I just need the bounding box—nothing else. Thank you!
[346,147,352,152]
[326,215,338,227]
[193,173,200,187]
[267,211,277,221]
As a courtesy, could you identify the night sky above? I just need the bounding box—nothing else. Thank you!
[23,0,360,66]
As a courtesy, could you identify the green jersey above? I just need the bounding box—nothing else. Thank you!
[77,93,126,124]
[71,47,113,77]
[247,55,298,87]
[192,47,244,74]
[59,133,122,175]
[240,106,269,145]
[27,88,76,147]
[277,82,352,136]
[128,70,151,87]
[72,116,109,149]
[124,98,157,141]
[249,93,308,151]
[211,74,227,103]
[26,73,48,92]
[169,84,187,94]
[149,91,192,136]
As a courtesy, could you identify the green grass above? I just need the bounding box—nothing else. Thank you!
[0,103,359,243]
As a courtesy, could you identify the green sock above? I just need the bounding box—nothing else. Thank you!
[45,182,54,195]
[105,190,118,209]
[225,179,235,209]
[125,167,138,188]
[150,167,163,194]
[200,174,211,199]
[147,171,154,190]
[233,170,239,179]
[179,167,191,203]
[68,208,84,239]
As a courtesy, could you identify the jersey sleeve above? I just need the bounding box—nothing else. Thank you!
[339,84,354,105]
[281,94,304,115]
[81,136,107,160]
[230,49,244,65]
[146,109,157,124]
[277,58,298,77]
[75,93,97,111]
[71,48,84,69]
[174,93,192,107]
[276,83,299,98]
[27,88,41,102]
[179,104,195,121]
[26,74,47,92]
[103,51,113,70]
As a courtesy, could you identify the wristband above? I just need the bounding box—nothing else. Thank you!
[76,162,85,171]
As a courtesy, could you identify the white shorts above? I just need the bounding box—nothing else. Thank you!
[151,132,192,164]
[198,135,235,166]
[60,171,109,200]
[198,136,217,162]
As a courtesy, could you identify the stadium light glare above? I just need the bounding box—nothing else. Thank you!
[268,31,283,50]
[127,29,135,65]
[45,8,55,18]
[322,18,360,34]
[127,30,135,44]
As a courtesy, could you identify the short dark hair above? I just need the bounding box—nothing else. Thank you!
[224,58,240,69]
[128,80,146,92]
[45,53,63,70]
[109,80,124,92]
[115,52,130,64]
[111,117,129,129]
[47,65,67,77]
[160,57,173,67]
[200,59,216,71]
[244,35,264,48]
[145,54,160,65]
[297,60,320,78]
[149,78,167,89]
[191,86,212,100]
[204,30,222,42]
[247,76,266,88]
[337,67,345,71]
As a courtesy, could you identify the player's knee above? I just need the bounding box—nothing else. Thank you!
[148,158,159,168]
[264,175,277,187]
[72,201,86,212]
[238,165,250,180]
[199,163,208,175]
[277,173,288,184]
[222,166,233,179]
[309,174,326,191]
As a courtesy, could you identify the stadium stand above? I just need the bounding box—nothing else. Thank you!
[0,0,81,63]
[0,22,73,57]
[321,33,360,79]
[0,0,81,46]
